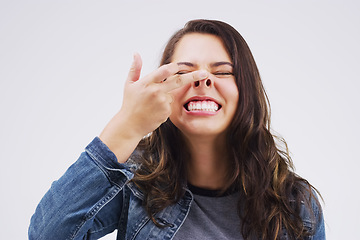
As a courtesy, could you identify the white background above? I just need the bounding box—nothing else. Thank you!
[1,1,359,239]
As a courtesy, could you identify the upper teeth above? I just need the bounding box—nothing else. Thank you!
[187,100,219,112]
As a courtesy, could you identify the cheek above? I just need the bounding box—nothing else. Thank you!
[215,80,239,103]
[231,87,239,104]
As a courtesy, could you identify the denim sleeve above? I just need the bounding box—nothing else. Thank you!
[311,194,326,240]
[29,137,134,240]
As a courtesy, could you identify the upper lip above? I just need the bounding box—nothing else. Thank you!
[184,96,220,104]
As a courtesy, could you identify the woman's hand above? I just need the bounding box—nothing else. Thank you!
[99,53,208,163]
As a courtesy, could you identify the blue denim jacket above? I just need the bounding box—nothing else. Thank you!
[29,137,325,240]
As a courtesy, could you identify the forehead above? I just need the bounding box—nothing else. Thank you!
[172,33,231,63]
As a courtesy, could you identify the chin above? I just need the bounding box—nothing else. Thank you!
[179,124,227,138]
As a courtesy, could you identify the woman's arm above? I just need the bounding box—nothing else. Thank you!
[99,53,208,163]
[311,193,326,240]
[29,54,207,239]
[28,137,134,240]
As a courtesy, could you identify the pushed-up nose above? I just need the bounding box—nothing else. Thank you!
[194,78,212,88]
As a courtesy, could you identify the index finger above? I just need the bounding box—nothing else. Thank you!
[162,70,208,92]
[141,63,179,85]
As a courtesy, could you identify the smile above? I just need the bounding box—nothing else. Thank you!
[184,100,221,112]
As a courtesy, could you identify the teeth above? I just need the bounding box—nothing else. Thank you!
[187,100,219,112]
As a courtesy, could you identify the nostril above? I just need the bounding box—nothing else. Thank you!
[194,81,200,87]
[206,79,211,86]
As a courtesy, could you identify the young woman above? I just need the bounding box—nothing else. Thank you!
[29,19,325,240]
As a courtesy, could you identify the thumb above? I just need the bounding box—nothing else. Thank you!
[127,52,142,82]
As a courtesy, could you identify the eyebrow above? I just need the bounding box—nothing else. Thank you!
[211,61,233,68]
[177,61,233,68]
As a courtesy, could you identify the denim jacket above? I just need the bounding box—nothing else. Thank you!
[29,137,325,240]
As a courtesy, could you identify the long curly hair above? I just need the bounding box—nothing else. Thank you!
[132,19,322,240]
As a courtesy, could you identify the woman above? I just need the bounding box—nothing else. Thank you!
[29,19,325,239]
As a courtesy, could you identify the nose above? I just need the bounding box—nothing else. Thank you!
[194,78,212,88]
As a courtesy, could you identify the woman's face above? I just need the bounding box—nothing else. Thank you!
[169,33,239,139]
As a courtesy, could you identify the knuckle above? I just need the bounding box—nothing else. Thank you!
[157,94,166,103]
[153,89,163,98]
[175,74,182,86]
[163,105,172,117]
[159,66,172,78]
[168,94,174,104]
[129,65,137,72]
[147,85,159,96]
[192,72,197,81]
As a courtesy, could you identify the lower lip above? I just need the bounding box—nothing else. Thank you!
[184,109,219,116]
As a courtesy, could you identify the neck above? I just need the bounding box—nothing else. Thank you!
[183,133,229,190]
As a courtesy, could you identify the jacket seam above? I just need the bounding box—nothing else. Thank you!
[69,185,121,240]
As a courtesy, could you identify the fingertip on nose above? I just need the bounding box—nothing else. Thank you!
[198,70,208,79]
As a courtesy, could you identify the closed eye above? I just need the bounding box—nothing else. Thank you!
[214,72,233,76]
[176,71,192,75]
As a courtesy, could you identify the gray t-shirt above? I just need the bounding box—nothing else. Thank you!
[173,185,244,240]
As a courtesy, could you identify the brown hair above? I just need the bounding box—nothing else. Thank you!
[132,19,322,239]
